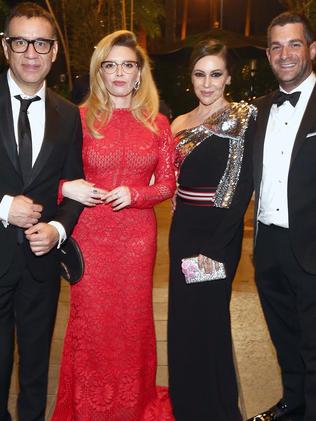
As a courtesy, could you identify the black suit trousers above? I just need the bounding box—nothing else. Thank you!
[255,222,316,421]
[0,245,60,421]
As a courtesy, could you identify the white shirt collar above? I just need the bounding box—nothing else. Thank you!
[7,69,46,101]
[279,71,316,95]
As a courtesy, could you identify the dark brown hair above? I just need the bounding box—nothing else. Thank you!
[4,2,57,38]
[267,12,315,46]
[189,39,233,75]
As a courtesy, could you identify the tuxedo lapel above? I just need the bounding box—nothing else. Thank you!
[253,92,274,192]
[27,90,59,187]
[0,73,22,179]
[290,84,316,168]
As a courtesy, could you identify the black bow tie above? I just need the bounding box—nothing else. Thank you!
[273,90,301,107]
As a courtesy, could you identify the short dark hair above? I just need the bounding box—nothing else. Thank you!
[189,39,233,75]
[267,12,315,46]
[4,2,57,38]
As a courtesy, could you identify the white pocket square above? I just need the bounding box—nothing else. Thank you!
[306,132,316,138]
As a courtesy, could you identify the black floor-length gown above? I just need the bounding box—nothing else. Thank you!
[168,102,256,421]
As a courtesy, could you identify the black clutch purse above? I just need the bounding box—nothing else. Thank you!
[59,237,84,284]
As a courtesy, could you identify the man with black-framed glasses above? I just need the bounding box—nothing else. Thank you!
[0,3,84,421]
[4,36,56,55]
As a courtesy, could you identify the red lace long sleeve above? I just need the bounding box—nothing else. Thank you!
[129,114,176,208]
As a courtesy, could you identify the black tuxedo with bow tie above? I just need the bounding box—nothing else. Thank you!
[253,85,316,420]
[254,86,316,274]
[0,72,84,421]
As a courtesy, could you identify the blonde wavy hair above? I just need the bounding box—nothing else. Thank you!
[84,30,159,137]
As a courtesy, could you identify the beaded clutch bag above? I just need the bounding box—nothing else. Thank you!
[181,256,226,284]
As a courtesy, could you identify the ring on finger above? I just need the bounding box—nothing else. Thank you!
[92,188,98,194]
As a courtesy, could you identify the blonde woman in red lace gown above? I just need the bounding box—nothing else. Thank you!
[52,31,175,421]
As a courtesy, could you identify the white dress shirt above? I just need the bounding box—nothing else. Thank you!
[258,72,316,228]
[0,70,66,245]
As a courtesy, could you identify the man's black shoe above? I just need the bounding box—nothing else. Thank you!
[246,400,305,421]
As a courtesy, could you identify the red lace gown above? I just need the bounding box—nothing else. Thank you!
[52,108,176,421]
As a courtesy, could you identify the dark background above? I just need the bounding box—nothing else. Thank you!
[1,0,287,116]
[4,0,285,36]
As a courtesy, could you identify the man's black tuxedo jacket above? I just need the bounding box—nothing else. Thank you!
[0,72,84,281]
[253,85,316,274]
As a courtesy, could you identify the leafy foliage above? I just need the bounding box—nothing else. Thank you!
[0,0,9,71]
[279,0,316,31]
[48,0,165,75]
[0,0,8,21]
[279,0,314,13]
[135,0,165,38]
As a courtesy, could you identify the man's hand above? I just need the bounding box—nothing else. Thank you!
[8,195,42,228]
[25,223,59,256]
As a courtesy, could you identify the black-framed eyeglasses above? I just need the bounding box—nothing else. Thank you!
[4,37,56,54]
[100,60,139,74]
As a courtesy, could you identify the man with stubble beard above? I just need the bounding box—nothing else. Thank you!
[248,12,316,421]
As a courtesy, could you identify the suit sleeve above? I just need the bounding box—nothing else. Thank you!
[198,116,255,262]
[54,108,85,236]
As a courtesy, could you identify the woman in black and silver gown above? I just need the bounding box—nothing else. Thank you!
[168,40,257,421]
